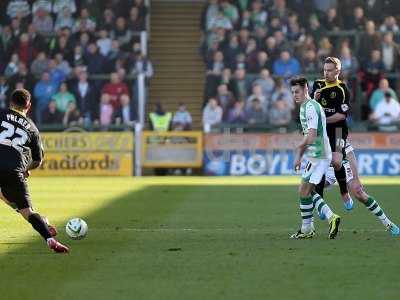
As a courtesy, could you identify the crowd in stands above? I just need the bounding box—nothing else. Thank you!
[200,0,400,131]
[0,0,151,130]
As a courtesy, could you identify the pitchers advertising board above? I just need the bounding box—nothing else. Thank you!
[203,133,400,176]
[32,132,134,176]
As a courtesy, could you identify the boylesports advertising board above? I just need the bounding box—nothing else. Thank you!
[203,133,400,176]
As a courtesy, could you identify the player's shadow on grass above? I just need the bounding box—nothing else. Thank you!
[0,184,299,299]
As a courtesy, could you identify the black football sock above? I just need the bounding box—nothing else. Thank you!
[28,213,52,241]
[314,175,325,198]
[335,165,348,195]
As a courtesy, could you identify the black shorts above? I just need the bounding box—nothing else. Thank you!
[0,172,31,210]
[327,128,347,158]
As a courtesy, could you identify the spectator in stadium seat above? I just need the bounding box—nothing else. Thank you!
[128,6,145,33]
[63,101,82,127]
[379,16,400,34]
[133,0,148,19]
[32,0,52,14]
[262,36,279,62]
[269,16,287,36]
[208,10,233,31]
[33,72,58,124]
[238,10,254,31]
[100,9,115,32]
[246,83,268,113]
[369,91,400,126]
[207,51,225,76]
[99,93,114,129]
[7,0,31,20]
[74,8,96,33]
[10,16,23,37]
[129,49,154,80]
[0,25,15,66]
[54,6,75,31]
[358,20,381,65]
[323,7,342,32]
[273,50,301,79]
[16,33,37,67]
[53,82,76,114]
[231,68,250,100]
[27,23,47,53]
[253,68,275,99]
[269,96,292,126]
[0,76,10,109]
[317,37,334,62]
[105,40,123,73]
[369,78,398,110]
[232,53,247,72]
[301,49,319,74]
[30,51,49,78]
[339,46,359,79]
[223,34,242,70]
[244,38,259,61]
[202,98,222,132]
[97,29,112,57]
[48,59,67,88]
[247,98,267,125]
[71,70,96,125]
[113,94,135,127]
[102,72,129,110]
[216,83,235,119]
[365,49,385,78]
[172,103,192,131]
[42,100,63,125]
[72,45,85,67]
[201,0,220,32]
[111,17,133,51]
[220,0,239,27]
[8,62,34,92]
[381,32,400,72]
[345,6,366,31]
[32,6,53,36]
[307,14,325,41]
[5,53,19,77]
[247,51,271,74]
[227,100,247,124]
[53,0,77,15]
[54,53,72,77]
[84,43,105,74]
[218,68,236,94]
[271,77,294,110]
[51,34,73,59]
[250,0,267,29]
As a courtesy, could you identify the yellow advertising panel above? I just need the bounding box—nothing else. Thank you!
[142,131,203,167]
[32,132,134,176]
[32,152,133,176]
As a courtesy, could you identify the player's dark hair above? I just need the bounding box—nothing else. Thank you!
[290,77,308,87]
[10,89,31,109]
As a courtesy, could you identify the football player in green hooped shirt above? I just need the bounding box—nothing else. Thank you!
[290,77,341,239]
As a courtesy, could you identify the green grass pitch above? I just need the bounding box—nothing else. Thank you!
[1,176,400,300]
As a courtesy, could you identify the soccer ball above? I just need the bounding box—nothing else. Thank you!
[65,218,88,240]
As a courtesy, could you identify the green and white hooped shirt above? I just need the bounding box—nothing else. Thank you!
[299,99,332,162]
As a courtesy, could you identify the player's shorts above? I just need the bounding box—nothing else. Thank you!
[0,172,31,210]
[325,159,354,186]
[302,159,331,185]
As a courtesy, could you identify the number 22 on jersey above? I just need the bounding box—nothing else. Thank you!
[0,121,28,152]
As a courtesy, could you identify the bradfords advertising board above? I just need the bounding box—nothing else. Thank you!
[32,132,133,176]
[203,133,400,176]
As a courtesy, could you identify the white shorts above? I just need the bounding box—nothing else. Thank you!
[325,159,354,186]
[302,159,331,185]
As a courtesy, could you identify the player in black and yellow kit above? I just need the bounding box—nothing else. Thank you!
[310,57,353,209]
[0,89,70,252]
[311,57,399,237]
